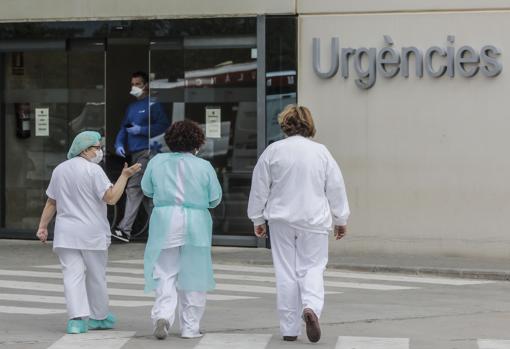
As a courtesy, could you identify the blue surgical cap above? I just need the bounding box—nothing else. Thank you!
[67,131,101,159]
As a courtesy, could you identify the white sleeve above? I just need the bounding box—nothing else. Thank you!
[208,163,222,208]
[324,148,350,226]
[247,150,271,226]
[92,165,113,201]
[46,169,58,200]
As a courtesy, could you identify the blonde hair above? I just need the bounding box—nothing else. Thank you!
[278,105,316,138]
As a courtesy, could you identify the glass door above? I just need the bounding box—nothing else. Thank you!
[149,35,258,244]
[0,39,106,232]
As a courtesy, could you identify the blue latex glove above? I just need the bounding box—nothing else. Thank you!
[126,124,142,135]
[116,146,126,157]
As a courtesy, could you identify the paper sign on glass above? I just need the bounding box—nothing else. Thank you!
[35,108,49,136]
[206,107,221,138]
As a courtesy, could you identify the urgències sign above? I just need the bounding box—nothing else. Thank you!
[313,36,502,89]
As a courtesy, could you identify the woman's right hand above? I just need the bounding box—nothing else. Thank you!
[121,162,142,178]
[254,224,267,238]
[36,228,48,243]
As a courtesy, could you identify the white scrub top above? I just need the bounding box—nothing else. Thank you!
[46,156,113,250]
[248,135,350,234]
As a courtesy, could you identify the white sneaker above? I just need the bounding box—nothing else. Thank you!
[154,319,169,340]
[112,229,130,242]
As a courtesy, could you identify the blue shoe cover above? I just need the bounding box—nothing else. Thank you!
[88,313,117,330]
[66,319,88,334]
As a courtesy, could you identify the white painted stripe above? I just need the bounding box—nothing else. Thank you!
[214,283,340,295]
[0,269,61,278]
[47,331,135,349]
[478,339,510,348]
[212,264,494,286]
[214,273,416,291]
[207,294,258,301]
[35,265,61,269]
[110,259,143,265]
[335,336,409,349]
[107,267,143,275]
[195,333,272,349]
[0,280,257,301]
[0,305,65,315]
[42,260,490,287]
[0,293,153,307]
[324,270,494,286]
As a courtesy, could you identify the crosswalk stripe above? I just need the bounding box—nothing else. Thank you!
[335,336,409,349]
[105,265,489,287]
[478,339,510,348]
[214,283,340,295]
[107,267,143,274]
[212,264,494,286]
[39,261,494,286]
[47,331,135,349]
[110,261,492,286]
[0,280,257,301]
[195,333,272,349]
[0,305,65,315]
[0,269,412,291]
[214,273,417,291]
[111,259,143,264]
[0,293,154,307]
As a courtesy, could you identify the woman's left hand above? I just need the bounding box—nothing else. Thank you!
[36,228,48,243]
[334,225,347,240]
[121,162,142,178]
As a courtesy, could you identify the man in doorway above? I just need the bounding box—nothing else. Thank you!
[113,71,170,242]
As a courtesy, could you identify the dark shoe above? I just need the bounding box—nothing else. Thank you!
[154,319,169,340]
[303,308,321,343]
[112,229,130,242]
[283,336,298,341]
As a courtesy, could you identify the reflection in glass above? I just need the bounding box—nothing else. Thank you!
[149,40,257,236]
[3,42,106,230]
[266,16,298,145]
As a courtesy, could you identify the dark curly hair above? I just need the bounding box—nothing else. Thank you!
[164,120,205,153]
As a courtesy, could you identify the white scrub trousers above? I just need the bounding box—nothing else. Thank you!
[151,247,207,337]
[55,248,110,320]
[268,222,329,337]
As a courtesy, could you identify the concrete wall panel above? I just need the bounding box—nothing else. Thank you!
[298,11,510,259]
[298,0,510,14]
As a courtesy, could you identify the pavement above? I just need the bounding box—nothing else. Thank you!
[1,240,510,348]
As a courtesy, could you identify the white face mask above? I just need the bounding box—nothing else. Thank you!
[90,149,103,164]
[130,85,144,98]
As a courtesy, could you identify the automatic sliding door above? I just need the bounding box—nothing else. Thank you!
[149,35,258,244]
[1,40,105,232]
[184,38,257,242]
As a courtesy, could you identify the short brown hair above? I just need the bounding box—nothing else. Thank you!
[278,105,316,138]
[164,120,205,152]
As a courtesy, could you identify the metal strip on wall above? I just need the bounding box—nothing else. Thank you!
[256,15,266,157]
[0,53,4,228]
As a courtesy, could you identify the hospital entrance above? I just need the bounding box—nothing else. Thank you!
[0,18,296,245]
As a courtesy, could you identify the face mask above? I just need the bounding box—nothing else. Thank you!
[90,149,103,164]
[130,85,144,98]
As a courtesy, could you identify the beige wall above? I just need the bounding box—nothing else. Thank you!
[298,11,510,259]
[298,0,510,14]
[0,0,295,22]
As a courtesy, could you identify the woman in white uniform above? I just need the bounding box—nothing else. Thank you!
[141,120,222,340]
[36,131,141,334]
[247,105,350,343]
